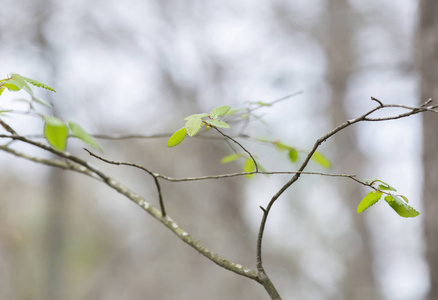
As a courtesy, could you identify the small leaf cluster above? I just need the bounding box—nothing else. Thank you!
[357,180,419,218]
[0,73,101,152]
[0,73,56,96]
[44,117,102,152]
[256,138,331,169]
[221,153,266,178]
[168,105,232,147]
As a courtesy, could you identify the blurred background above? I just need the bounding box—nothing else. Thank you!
[0,0,437,299]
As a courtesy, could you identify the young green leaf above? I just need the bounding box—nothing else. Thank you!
[210,105,230,119]
[185,117,203,137]
[2,79,24,92]
[225,109,240,116]
[243,158,256,178]
[0,87,5,96]
[252,101,272,107]
[311,151,331,168]
[183,113,208,121]
[255,137,271,143]
[12,74,56,92]
[384,195,420,218]
[221,153,241,163]
[167,127,187,147]
[375,180,397,191]
[288,148,299,162]
[68,121,102,151]
[12,98,32,104]
[204,119,230,129]
[32,95,53,108]
[357,191,383,213]
[44,116,68,151]
[275,141,291,152]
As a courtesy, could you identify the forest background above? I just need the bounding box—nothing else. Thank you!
[0,1,437,300]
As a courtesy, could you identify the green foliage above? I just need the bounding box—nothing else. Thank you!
[44,116,69,151]
[41,117,102,152]
[68,121,102,151]
[311,151,331,168]
[185,117,203,137]
[357,191,383,213]
[288,149,298,162]
[0,73,100,152]
[0,73,56,94]
[168,105,232,147]
[243,157,256,178]
[357,180,419,218]
[32,95,53,108]
[2,73,419,220]
[167,128,187,147]
[384,195,419,218]
[209,105,230,119]
[221,153,242,163]
[11,73,56,92]
[184,113,209,120]
[221,153,265,178]
[204,119,230,128]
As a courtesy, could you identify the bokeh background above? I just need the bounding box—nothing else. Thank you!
[1,0,437,299]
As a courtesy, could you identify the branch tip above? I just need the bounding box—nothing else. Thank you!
[370,97,383,106]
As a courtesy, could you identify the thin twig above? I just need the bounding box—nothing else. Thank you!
[213,127,259,172]
[0,134,258,280]
[255,99,438,279]
[84,148,167,217]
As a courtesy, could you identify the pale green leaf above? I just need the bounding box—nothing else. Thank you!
[12,73,56,92]
[183,113,208,121]
[376,180,397,191]
[13,98,32,104]
[384,195,420,218]
[210,105,230,119]
[243,158,256,178]
[185,117,203,137]
[225,109,240,116]
[357,191,383,213]
[167,127,187,147]
[400,195,409,203]
[32,95,53,108]
[252,101,272,107]
[255,137,271,143]
[8,75,32,93]
[288,149,299,162]
[68,121,102,151]
[275,141,291,152]
[0,87,5,96]
[204,119,230,128]
[44,116,68,151]
[2,79,23,92]
[221,153,241,163]
[311,151,331,168]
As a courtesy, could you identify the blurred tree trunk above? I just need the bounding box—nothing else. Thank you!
[324,1,380,299]
[418,1,438,299]
[33,2,68,300]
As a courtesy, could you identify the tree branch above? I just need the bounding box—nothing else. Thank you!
[255,98,438,285]
[0,134,259,281]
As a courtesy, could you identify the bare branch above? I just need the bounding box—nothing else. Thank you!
[0,133,258,281]
[84,148,167,217]
[255,100,438,276]
[213,127,259,172]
